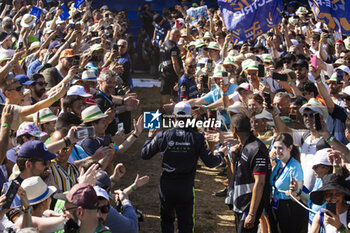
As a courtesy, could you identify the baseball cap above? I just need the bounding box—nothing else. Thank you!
[15,75,34,85]
[174,101,192,117]
[93,186,109,201]
[255,109,273,120]
[299,98,328,117]
[336,65,350,75]
[340,86,350,96]
[43,28,54,35]
[48,41,61,50]
[60,49,79,58]
[335,39,345,46]
[293,59,309,69]
[0,32,10,43]
[67,85,92,97]
[17,121,47,138]
[311,148,333,169]
[17,140,56,160]
[54,183,98,209]
[96,170,111,189]
[236,83,252,92]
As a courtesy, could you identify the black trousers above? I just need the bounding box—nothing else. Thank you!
[159,176,195,233]
[268,199,308,233]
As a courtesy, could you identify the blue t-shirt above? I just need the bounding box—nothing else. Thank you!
[154,21,171,46]
[202,83,237,125]
[270,157,303,200]
[105,203,138,233]
[70,145,90,161]
[308,178,325,225]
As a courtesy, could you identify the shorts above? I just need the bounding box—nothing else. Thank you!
[160,74,178,96]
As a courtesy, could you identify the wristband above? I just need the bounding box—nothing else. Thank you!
[327,136,335,144]
[223,93,228,96]
[203,105,209,110]
[1,123,10,127]
[132,133,138,138]
[108,58,113,62]
[248,213,255,217]
[52,96,58,102]
[130,185,136,191]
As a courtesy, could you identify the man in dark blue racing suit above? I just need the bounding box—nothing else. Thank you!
[141,101,226,233]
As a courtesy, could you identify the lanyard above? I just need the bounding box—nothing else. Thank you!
[55,163,76,187]
[272,157,292,188]
[98,91,113,106]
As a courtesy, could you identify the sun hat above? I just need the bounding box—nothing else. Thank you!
[255,109,273,120]
[296,6,308,15]
[344,37,350,50]
[233,54,246,63]
[34,108,58,124]
[82,70,97,82]
[29,41,41,50]
[227,102,249,116]
[16,122,47,138]
[299,98,328,117]
[310,174,350,205]
[43,28,54,35]
[334,58,345,67]
[228,50,238,58]
[174,101,192,117]
[21,14,36,28]
[207,41,220,51]
[222,57,238,68]
[336,65,350,75]
[212,64,225,78]
[311,148,333,169]
[340,86,350,96]
[241,59,259,72]
[262,54,273,64]
[67,85,92,97]
[90,44,103,52]
[93,186,109,201]
[203,31,214,39]
[326,72,338,83]
[21,176,57,205]
[81,105,108,123]
[60,49,79,58]
[54,183,98,209]
[195,40,207,48]
[236,82,252,92]
[17,140,56,160]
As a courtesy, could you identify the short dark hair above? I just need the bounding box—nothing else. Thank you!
[55,112,82,131]
[230,113,251,132]
[62,95,83,112]
[298,80,319,97]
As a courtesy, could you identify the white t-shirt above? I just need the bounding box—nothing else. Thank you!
[324,209,348,233]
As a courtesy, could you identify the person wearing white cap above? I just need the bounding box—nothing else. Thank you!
[267,97,350,192]
[207,41,222,64]
[335,65,350,88]
[142,101,226,233]
[251,109,274,146]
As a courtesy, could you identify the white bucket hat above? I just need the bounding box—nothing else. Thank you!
[81,105,108,123]
[21,176,57,205]
[82,70,97,82]
[21,14,36,28]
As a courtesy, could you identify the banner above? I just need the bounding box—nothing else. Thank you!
[74,0,85,9]
[30,6,42,22]
[218,0,283,43]
[186,5,209,26]
[309,0,350,33]
[59,4,70,21]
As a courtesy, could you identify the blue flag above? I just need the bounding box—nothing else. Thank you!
[74,0,85,9]
[30,6,42,22]
[309,0,350,33]
[59,3,70,21]
[218,0,283,43]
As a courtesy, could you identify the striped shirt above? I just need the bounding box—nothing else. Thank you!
[49,161,80,193]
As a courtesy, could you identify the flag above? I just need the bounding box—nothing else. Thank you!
[74,0,85,9]
[309,0,350,33]
[186,5,209,26]
[30,6,42,22]
[218,0,283,43]
[59,3,70,21]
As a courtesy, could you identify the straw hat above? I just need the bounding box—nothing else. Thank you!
[34,108,58,124]
[82,70,97,82]
[241,59,259,72]
[203,31,214,39]
[21,14,36,28]
[207,41,220,51]
[81,105,108,123]
[21,176,57,205]
[212,64,225,78]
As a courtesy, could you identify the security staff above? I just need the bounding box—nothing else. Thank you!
[159,29,182,106]
[178,57,199,101]
[141,101,227,233]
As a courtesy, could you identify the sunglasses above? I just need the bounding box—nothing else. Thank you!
[97,205,110,214]
[36,81,47,87]
[187,65,196,69]
[343,96,350,101]
[117,45,126,48]
[10,86,23,92]
[66,57,79,63]
[302,113,314,118]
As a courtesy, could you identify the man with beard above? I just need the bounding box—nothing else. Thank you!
[293,59,310,86]
[178,57,198,101]
[30,74,47,104]
[326,72,344,107]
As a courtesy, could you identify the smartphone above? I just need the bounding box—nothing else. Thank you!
[272,72,288,81]
[314,113,322,131]
[311,55,318,70]
[117,123,124,133]
[74,127,95,140]
[264,92,272,109]
[207,59,213,72]
[2,181,20,209]
[337,71,344,84]
[290,114,297,120]
[326,202,336,216]
[258,64,265,77]
[72,59,79,66]
[18,42,23,50]
[91,31,98,37]
[222,72,229,85]
[102,134,112,147]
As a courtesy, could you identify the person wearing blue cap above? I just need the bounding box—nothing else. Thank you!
[15,75,34,86]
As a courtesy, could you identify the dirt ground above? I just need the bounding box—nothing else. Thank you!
[115,86,236,233]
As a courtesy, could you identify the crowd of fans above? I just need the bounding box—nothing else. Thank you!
[0,0,350,232]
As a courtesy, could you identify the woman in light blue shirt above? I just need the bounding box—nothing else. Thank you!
[269,133,308,233]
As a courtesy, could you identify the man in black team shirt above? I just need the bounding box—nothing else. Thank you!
[227,113,271,233]
[141,101,227,233]
[159,29,183,108]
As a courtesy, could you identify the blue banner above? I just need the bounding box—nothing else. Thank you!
[59,3,70,21]
[218,0,283,43]
[74,0,85,9]
[30,6,42,22]
[309,0,350,33]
